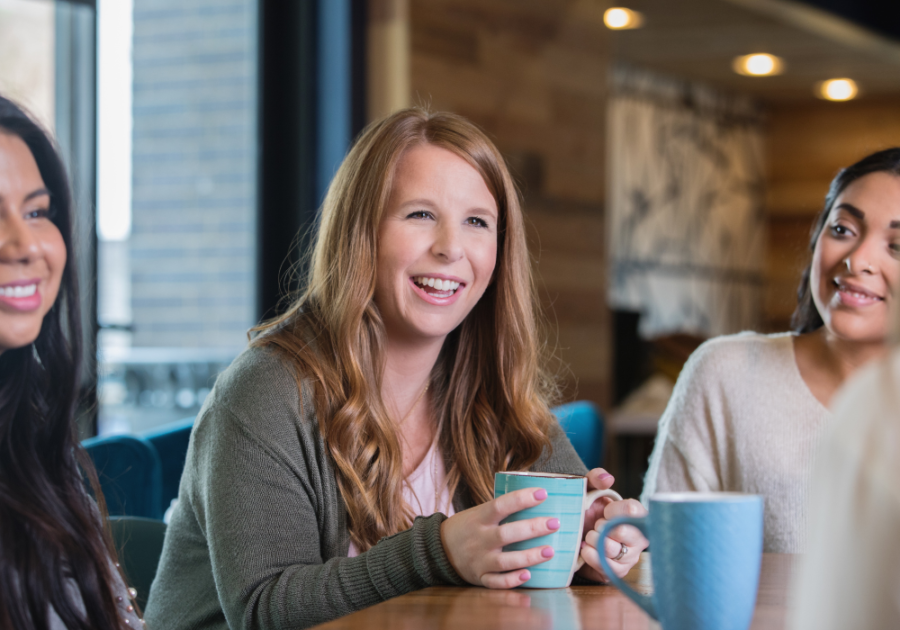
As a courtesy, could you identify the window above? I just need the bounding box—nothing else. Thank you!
[96,0,258,434]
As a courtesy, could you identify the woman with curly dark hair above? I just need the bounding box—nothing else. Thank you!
[0,95,141,629]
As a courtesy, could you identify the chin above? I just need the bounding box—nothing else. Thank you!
[827,317,888,345]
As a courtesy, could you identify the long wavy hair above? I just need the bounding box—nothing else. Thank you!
[792,147,900,333]
[0,97,125,629]
[252,108,558,550]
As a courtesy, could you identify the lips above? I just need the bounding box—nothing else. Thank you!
[0,279,42,311]
[833,278,884,308]
[409,275,467,305]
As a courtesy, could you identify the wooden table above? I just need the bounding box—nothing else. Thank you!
[315,553,795,630]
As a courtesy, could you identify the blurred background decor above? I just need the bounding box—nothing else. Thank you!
[608,63,765,339]
[2,0,900,497]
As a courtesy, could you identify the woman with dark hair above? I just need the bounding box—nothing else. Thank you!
[0,96,141,628]
[642,148,900,553]
[145,108,646,629]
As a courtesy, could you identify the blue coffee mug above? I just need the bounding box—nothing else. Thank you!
[598,492,763,630]
[495,472,622,589]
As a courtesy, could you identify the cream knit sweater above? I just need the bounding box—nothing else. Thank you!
[641,332,831,553]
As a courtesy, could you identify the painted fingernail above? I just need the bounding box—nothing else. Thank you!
[599,473,614,482]
[519,571,531,581]
[547,518,560,530]
[533,489,548,500]
[541,547,555,558]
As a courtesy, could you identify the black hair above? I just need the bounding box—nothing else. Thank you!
[0,96,125,628]
[791,147,900,333]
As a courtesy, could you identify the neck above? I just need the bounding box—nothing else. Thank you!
[381,334,444,422]
[818,328,887,382]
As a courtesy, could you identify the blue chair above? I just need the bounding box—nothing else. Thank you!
[141,416,195,512]
[83,435,163,520]
[552,401,605,469]
[109,516,167,611]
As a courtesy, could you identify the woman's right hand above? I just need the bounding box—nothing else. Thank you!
[440,488,559,588]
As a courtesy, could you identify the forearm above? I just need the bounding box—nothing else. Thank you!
[219,513,466,629]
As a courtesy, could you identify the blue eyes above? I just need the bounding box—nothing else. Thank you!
[405,211,491,228]
[25,207,52,220]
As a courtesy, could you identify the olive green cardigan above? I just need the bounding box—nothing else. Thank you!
[144,346,586,629]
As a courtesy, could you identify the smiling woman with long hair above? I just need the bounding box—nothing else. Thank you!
[145,108,647,629]
[0,96,141,628]
[642,148,900,553]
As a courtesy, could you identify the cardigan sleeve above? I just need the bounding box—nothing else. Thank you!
[191,401,465,630]
[146,346,465,630]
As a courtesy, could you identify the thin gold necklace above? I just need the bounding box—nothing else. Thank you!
[395,383,429,427]
[394,384,446,514]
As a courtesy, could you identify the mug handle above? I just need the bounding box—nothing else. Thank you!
[597,516,657,621]
[573,488,622,571]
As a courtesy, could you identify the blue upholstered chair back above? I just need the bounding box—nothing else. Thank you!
[109,516,167,610]
[551,400,605,470]
[82,435,163,520]
[141,417,195,510]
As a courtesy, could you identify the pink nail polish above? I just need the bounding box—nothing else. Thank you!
[533,489,548,500]
[599,473,614,482]
[520,571,530,581]
[547,518,560,530]
[541,547,554,558]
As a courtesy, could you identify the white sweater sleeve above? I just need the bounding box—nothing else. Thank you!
[641,340,728,505]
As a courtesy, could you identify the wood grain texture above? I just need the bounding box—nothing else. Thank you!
[313,553,795,630]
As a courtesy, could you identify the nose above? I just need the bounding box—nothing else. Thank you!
[0,212,40,264]
[431,221,464,263]
[844,235,879,275]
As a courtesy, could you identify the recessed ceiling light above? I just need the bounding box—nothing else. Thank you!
[604,7,643,30]
[732,53,784,77]
[817,78,858,101]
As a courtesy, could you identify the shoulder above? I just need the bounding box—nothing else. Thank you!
[680,332,794,382]
[208,345,307,414]
[663,332,796,422]
[195,344,318,444]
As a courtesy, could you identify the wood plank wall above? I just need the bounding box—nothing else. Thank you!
[764,97,900,330]
[410,0,614,407]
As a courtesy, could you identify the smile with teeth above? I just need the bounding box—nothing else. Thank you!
[413,276,461,297]
[0,283,37,298]
[834,280,882,303]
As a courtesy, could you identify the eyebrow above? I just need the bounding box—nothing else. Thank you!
[835,202,864,219]
[835,202,900,229]
[25,188,51,202]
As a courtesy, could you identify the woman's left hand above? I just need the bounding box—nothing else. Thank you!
[577,469,649,583]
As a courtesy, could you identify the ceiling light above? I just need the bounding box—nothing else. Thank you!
[604,7,643,30]
[732,53,784,77]
[817,78,858,101]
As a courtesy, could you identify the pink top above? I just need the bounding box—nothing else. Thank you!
[347,440,455,557]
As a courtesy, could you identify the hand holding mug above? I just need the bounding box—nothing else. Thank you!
[441,485,564,589]
[578,469,649,583]
[493,472,624,588]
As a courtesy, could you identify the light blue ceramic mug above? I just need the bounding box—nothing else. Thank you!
[494,472,622,589]
[598,492,764,630]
